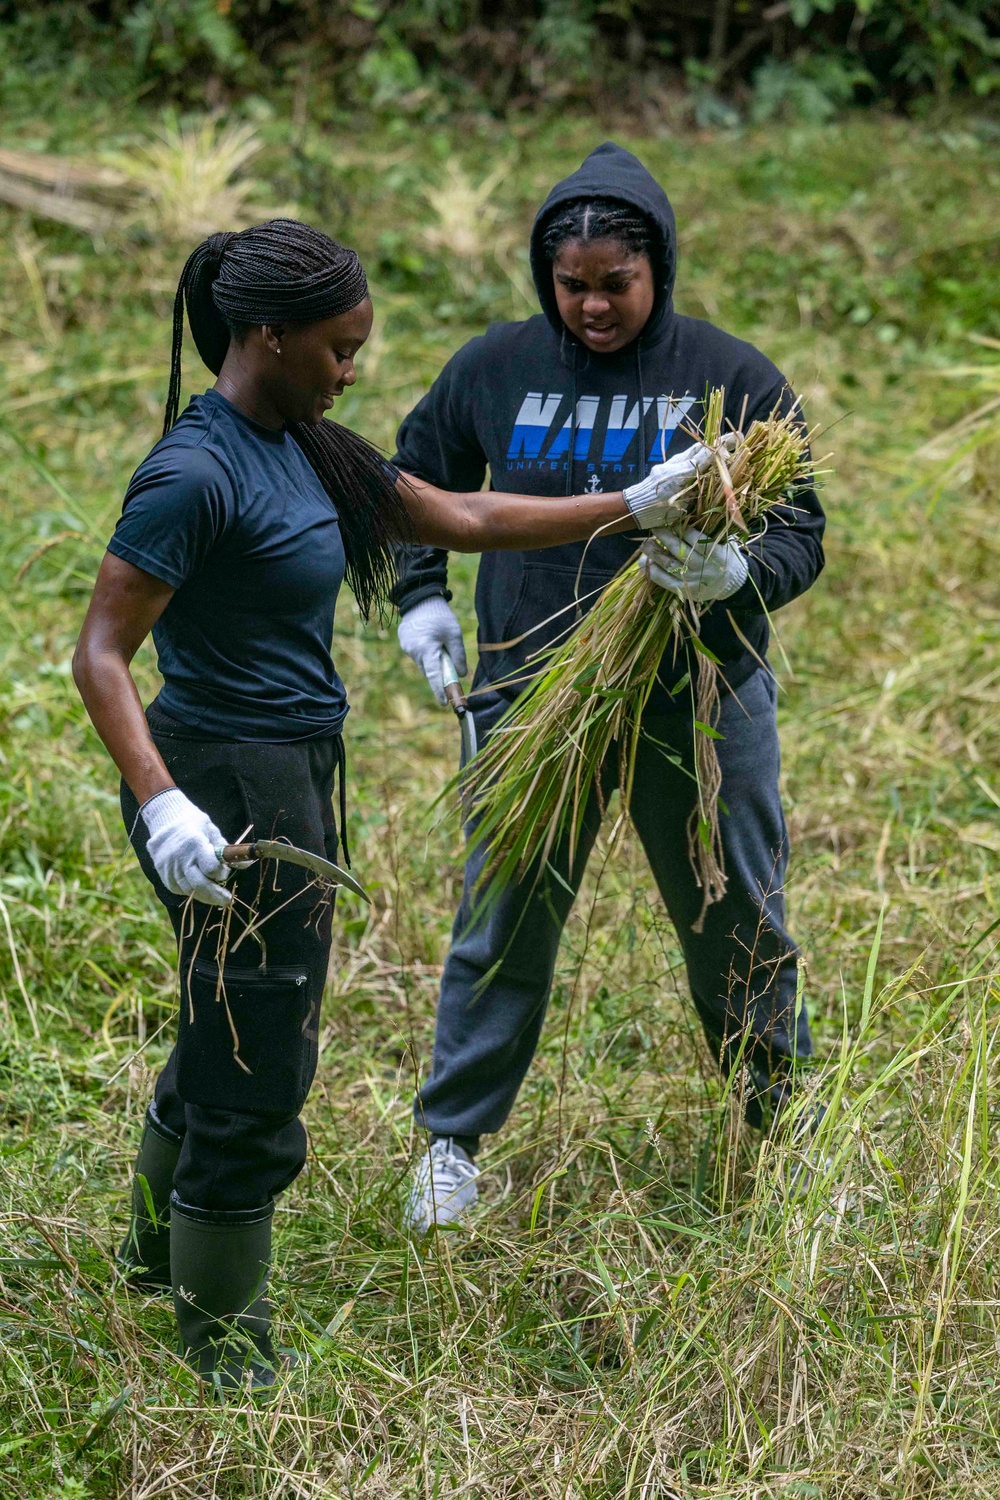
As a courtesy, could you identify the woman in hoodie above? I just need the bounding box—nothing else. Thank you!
[73,217,692,1391]
[393,143,826,1231]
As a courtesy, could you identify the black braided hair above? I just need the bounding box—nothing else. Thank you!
[541,197,653,262]
[164,219,413,622]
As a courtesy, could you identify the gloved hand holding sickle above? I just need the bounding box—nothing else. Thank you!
[141,787,370,906]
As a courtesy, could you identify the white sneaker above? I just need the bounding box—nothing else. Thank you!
[404,1139,480,1233]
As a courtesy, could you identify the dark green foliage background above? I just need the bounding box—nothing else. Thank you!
[1,1,998,114]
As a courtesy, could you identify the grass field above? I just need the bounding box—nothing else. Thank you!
[0,95,999,1498]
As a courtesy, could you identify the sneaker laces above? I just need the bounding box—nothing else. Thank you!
[427,1138,479,1197]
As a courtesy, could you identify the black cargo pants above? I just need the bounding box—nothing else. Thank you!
[121,704,343,1213]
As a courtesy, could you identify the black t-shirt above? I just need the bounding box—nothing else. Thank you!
[109,390,348,740]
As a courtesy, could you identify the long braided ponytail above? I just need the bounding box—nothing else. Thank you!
[165,219,412,622]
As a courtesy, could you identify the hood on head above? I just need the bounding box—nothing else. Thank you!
[529,140,677,354]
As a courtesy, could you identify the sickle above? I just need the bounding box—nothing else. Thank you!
[216,839,371,903]
[440,647,478,767]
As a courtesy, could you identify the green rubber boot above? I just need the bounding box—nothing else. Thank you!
[170,1196,282,1395]
[118,1108,182,1291]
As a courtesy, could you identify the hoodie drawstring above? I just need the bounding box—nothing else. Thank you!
[636,344,648,482]
[567,349,578,496]
[563,328,650,493]
[568,342,648,493]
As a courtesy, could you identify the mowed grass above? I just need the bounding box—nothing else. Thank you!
[0,99,998,1498]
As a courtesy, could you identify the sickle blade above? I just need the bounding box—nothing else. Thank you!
[441,645,478,805]
[251,840,371,903]
[462,711,478,764]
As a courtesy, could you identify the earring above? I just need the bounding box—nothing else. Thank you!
[275,346,282,356]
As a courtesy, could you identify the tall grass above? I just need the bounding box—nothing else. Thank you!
[0,105,998,1496]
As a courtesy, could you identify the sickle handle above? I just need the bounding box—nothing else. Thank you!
[439,648,468,714]
[443,680,468,715]
[220,843,259,864]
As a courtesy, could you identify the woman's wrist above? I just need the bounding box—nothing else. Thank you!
[133,770,177,809]
[593,491,636,533]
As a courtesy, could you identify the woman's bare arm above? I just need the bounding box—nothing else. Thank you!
[398,472,636,552]
[72,553,177,805]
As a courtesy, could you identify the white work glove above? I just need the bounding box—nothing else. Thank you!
[397,596,468,707]
[623,434,737,529]
[639,525,750,603]
[140,788,232,907]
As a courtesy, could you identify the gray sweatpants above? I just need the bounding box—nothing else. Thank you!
[415,667,811,1138]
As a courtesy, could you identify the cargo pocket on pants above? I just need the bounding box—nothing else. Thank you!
[176,958,312,1116]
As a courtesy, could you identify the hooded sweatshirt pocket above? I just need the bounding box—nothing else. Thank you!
[479,561,613,693]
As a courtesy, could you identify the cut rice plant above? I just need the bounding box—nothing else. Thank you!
[454,388,822,930]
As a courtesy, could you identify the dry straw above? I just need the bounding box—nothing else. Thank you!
[455,387,823,930]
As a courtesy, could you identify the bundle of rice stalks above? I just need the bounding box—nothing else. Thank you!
[455,389,820,930]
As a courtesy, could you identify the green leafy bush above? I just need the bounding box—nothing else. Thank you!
[122,0,255,86]
[751,53,873,123]
[0,0,997,110]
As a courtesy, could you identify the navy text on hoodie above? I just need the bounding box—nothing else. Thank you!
[391,142,825,708]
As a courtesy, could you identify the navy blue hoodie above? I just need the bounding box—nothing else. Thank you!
[391,141,825,707]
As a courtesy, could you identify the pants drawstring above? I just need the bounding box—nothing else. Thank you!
[335,735,351,868]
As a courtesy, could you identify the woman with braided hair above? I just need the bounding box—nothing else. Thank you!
[73,217,684,1392]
